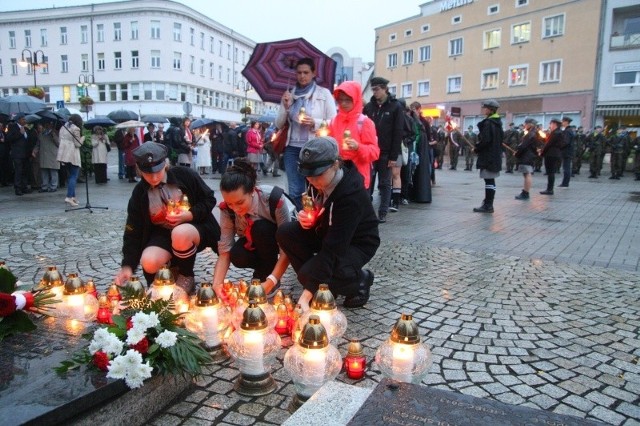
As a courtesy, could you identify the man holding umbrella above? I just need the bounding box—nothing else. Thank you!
[6,113,33,196]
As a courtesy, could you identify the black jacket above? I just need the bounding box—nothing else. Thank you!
[542,128,563,158]
[363,94,405,160]
[475,115,503,172]
[121,166,219,270]
[515,130,539,166]
[305,161,380,282]
[6,122,31,159]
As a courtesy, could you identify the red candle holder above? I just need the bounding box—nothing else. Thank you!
[344,339,366,380]
[275,303,289,336]
[96,295,113,325]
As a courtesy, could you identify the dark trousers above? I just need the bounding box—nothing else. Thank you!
[544,157,560,191]
[0,143,13,185]
[94,163,108,183]
[369,152,392,215]
[561,157,572,186]
[12,158,30,191]
[229,220,278,281]
[276,221,369,297]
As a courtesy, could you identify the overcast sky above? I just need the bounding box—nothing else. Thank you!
[6,0,423,61]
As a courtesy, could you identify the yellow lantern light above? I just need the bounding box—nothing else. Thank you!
[38,266,65,300]
[59,273,98,321]
[185,283,230,360]
[148,265,188,311]
[300,284,347,343]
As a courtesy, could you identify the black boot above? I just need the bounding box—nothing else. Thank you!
[515,190,529,200]
[473,201,494,213]
[343,269,374,309]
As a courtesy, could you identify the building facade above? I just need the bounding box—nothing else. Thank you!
[374,0,604,129]
[0,0,274,121]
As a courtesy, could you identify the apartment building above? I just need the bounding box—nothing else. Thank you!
[0,0,272,121]
[374,0,604,129]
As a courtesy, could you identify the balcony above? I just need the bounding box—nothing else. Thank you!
[611,32,640,49]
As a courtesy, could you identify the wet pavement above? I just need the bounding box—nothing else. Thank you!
[0,162,638,425]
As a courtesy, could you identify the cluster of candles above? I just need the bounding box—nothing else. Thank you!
[167,194,191,216]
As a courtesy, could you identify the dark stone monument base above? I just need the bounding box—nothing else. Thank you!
[348,378,603,426]
[234,371,277,397]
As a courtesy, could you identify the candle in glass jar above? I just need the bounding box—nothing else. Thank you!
[242,329,265,375]
[303,347,327,383]
[200,306,220,347]
[391,343,415,383]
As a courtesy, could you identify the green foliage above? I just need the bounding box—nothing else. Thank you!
[0,310,36,341]
[0,268,17,294]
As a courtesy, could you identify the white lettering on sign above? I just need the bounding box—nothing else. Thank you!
[614,62,640,72]
[440,0,474,12]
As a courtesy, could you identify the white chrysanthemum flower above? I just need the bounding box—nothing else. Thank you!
[145,311,160,329]
[88,340,102,355]
[106,356,127,379]
[122,349,144,366]
[123,361,153,389]
[126,328,146,346]
[89,328,118,354]
[103,336,124,356]
[155,330,178,348]
[131,311,151,330]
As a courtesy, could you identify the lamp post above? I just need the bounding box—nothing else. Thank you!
[19,49,47,91]
[78,73,96,120]
[236,80,252,123]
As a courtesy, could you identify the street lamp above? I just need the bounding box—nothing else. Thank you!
[19,49,47,89]
[78,74,96,119]
[236,80,252,123]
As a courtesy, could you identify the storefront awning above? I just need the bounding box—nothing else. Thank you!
[595,104,640,116]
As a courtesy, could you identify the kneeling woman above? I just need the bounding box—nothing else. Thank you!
[213,159,291,298]
[276,136,380,311]
[115,142,221,294]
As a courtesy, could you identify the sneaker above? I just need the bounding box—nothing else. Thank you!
[65,197,79,207]
[401,198,409,205]
[539,190,554,195]
[175,274,196,295]
[515,191,529,200]
[343,269,374,309]
[389,203,399,213]
[378,213,387,223]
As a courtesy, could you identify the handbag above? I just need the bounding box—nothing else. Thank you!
[401,143,409,166]
[271,121,289,155]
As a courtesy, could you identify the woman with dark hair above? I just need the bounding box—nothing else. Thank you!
[245,120,263,171]
[213,158,292,299]
[114,142,220,294]
[56,113,84,206]
[122,127,141,182]
[91,125,110,184]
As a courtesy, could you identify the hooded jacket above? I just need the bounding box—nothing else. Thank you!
[305,161,380,283]
[363,92,405,161]
[329,81,380,189]
[475,114,503,172]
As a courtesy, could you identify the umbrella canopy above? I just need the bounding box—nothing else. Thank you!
[0,95,47,115]
[141,114,169,124]
[190,118,215,130]
[84,117,117,130]
[115,120,146,129]
[33,110,67,124]
[256,112,277,123]
[26,114,42,124]
[108,110,139,123]
[241,37,336,104]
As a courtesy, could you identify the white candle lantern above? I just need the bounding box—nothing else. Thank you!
[300,284,347,343]
[59,273,98,321]
[148,265,188,311]
[227,300,281,396]
[283,314,342,412]
[38,265,65,300]
[375,313,433,384]
[244,279,276,329]
[184,283,230,361]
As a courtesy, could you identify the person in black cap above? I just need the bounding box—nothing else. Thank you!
[514,118,540,200]
[114,142,221,295]
[473,99,503,213]
[540,118,563,195]
[5,113,32,196]
[586,125,605,178]
[559,117,575,188]
[276,136,380,310]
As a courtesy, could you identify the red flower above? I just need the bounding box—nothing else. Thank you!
[93,351,110,371]
[0,293,17,317]
[126,318,133,330]
[130,336,149,354]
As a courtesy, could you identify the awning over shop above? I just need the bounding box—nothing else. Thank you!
[595,104,640,116]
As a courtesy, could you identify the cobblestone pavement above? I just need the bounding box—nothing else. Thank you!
[0,164,638,425]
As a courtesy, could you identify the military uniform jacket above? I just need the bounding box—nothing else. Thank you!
[587,133,605,155]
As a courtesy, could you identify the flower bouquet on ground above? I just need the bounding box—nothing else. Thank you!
[0,265,58,341]
[56,291,213,389]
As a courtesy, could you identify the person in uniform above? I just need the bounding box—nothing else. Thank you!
[587,126,605,178]
[464,125,477,171]
[503,122,519,173]
[514,118,540,200]
[540,118,563,195]
[608,126,630,180]
[559,117,575,188]
[473,100,503,213]
[572,126,586,176]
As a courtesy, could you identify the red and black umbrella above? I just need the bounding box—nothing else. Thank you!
[241,38,336,104]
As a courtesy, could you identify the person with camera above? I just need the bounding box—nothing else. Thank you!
[115,142,220,294]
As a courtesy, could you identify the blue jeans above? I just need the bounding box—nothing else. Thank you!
[66,164,80,198]
[117,149,125,178]
[283,145,305,210]
[370,152,392,215]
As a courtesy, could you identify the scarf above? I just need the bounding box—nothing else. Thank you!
[288,81,317,146]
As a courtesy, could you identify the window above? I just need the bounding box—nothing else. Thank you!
[540,60,562,83]
[447,76,462,93]
[11,58,18,75]
[219,40,223,56]
[144,83,152,100]
[387,53,398,68]
[80,25,88,43]
[155,85,164,101]
[613,62,640,86]
[200,59,205,75]
[209,36,214,53]
[509,64,528,86]
[97,53,105,71]
[189,55,195,73]
[25,30,31,48]
[151,50,160,68]
[449,38,463,56]
[483,29,501,49]
[173,52,181,70]
[60,27,67,45]
[488,4,499,15]
[388,85,397,95]
[61,55,68,73]
[40,29,47,46]
[482,69,499,89]
[114,23,121,41]
[131,21,138,40]
[9,31,16,49]
[419,45,431,62]
[512,22,531,44]
[418,80,430,96]
[173,23,181,42]
[114,52,122,69]
[234,47,238,63]
[121,84,129,101]
[452,15,461,24]
[209,62,214,78]
[227,43,231,60]
[151,21,160,39]
[190,28,195,45]
[405,29,412,37]
[227,67,231,83]
[200,32,205,49]
[81,53,89,72]
[0,60,2,76]
[421,24,430,33]
[543,14,565,38]
[516,0,529,6]
[218,65,223,81]
[97,24,104,42]
[130,83,138,101]
[389,33,397,42]
[131,50,139,68]
[401,83,412,98]
[403,49,414,65]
